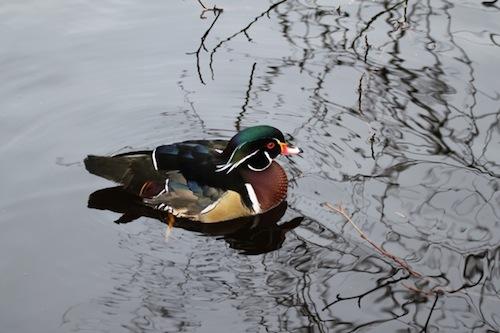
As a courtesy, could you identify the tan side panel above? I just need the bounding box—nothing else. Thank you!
[198,190,253,223]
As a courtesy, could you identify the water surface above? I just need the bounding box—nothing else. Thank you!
[1,0,499,332]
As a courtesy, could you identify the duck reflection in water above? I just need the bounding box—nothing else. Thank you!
[88,187,302,255]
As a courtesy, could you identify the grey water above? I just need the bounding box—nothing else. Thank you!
[1,0,499,332]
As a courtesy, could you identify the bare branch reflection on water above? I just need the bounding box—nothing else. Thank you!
[63,0,500,331]
[187,3,224,85]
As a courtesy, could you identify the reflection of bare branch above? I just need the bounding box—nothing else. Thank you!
[235,62,257,131]
[419,292,439,333]
[356,73,377,159]
[187,7,223,84]
[350,0,406,51]
[196,0,220,18]
[363,36,370,62]
[322,271,410,310]
[357,73,365,116]
[209,0,290,78]
[196,0,206,9]
[177,73,206,130]
[299,274,327,333]
[402,0,409,24]
[219,0,498,329]
[481,0,499,9]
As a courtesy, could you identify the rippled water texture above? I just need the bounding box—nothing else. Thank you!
[1,0,499,332]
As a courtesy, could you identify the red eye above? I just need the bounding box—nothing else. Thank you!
[266,142,276,149]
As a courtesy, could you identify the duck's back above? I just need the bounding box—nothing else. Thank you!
[84,139,256,222]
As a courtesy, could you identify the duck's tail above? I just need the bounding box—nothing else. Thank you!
[84,152,154,187]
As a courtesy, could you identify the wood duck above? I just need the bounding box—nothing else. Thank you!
[84,125,301,223]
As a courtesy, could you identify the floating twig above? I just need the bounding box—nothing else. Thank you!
[322,202,422,277]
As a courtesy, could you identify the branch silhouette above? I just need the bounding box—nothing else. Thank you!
[209,0,290,79]
[322,272,411,311]
[235,62,257,131]
[187,6,223,84]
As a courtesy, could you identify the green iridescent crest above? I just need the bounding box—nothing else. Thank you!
[216,126,285,173]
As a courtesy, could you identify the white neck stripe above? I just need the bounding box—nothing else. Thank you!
[245,183,261,213]
[152,148,159,170]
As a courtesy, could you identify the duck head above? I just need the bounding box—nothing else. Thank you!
[216,125,301,173]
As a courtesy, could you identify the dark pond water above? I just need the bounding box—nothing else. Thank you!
[1,0,499,332]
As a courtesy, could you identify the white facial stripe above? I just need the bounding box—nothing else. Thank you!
[248,151,272,172]
[152,148,158,170]
[215,142,246,172]
[226,150,259,174]
[164,179,169,193]
[245,183,261,213]
[216,163,232,172]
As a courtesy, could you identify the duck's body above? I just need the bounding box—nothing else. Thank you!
[85,126,300,223]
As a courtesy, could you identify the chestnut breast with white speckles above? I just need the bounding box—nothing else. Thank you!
[240,161,288,213]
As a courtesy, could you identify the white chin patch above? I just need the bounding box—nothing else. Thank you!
[248,151,272,171]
